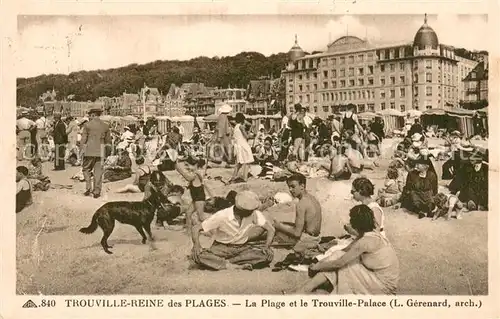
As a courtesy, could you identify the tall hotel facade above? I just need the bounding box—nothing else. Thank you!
[282,15,479,118]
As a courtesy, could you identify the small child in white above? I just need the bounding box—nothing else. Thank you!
[432,192,464,220]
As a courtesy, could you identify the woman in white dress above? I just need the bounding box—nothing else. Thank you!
[230,113,254,183]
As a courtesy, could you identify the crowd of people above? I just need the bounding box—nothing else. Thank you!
[15,102,489,294]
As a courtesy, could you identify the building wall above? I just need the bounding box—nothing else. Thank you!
[284,40,478,117]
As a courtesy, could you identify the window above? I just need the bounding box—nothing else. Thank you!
[381,102,386,110]
[306,74,310,80]
[349,68,354,76]
[368,103,375,111]
[309,60,313,68]
[394,49,400,59]
[330,93,334,100]
[426,73,432,83]
[362,91,366,99]
[399,62,405,71]
[400,104,405,112]
[368,78,374,85]
[299,85,303,92]
[400,76,405,84]
[348,56,354,64]
[368,66,374,75]
[358,79,364,86]
[323,82,328,89]
[314,94,318,102]
[306,84,310,91]
[331,105,335,112]
[314,84,318,90]
[323,106,328,113]
[380,64,385,72]
[334,93,338,101]
[332,81,337,88]
[358,55,364,62]
[332,70,337,77]
[340,80,346,87]
[413,60,418,68]
[306,95,310,102]
[390,64,395,72]
[471,72,476,79]
[381,78,386,86]
[380,91,386,99]
[302,61,306,69]
[313,106,318,113]
[426,87,432,96]
[390,76,395,85]
[340,57,345,64]
[390,102,395,109]
[299,95,303,102]
[390,89,395,98]
[332,58,337,65]
[400,88,405,97]
[426,104,432,110]
[426,60,432,69]
[313,73,318,79]
[340,69,345,77]
[358,68,364,76]
[323,71,328,77]
[349,80,355,87]
[298,75,303,80]
[348,92,352,100]
[367,52,374,61]
[414,74,419,83]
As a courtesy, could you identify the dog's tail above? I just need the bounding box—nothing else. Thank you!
[79,212,99,234]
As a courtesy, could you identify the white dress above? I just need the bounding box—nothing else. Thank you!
[233,124,254,164]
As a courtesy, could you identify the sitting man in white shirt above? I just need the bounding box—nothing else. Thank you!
[190,190,276,271]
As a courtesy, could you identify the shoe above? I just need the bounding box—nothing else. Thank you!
[84,190,92,196]
[93,194,100,199]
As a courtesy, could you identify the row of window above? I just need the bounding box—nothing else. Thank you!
[287,101,442,115]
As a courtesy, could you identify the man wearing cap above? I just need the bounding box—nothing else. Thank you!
[215,104,233,165]
[81,108,111,198]
[16,112,36,160]
[52,113,68,171]
[190,190,275,270]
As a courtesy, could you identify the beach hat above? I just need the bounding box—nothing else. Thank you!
[124,126,131,131]
[411,133,423,142]
[450,130,462,137]
[219,104,232,114]
[235,190,261,211]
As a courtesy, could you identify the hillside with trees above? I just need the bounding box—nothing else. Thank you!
[16,51,289,107]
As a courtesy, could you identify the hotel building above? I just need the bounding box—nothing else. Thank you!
[282,15,481,118]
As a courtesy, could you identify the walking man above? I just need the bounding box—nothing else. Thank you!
[52,112,68,171]
[81,108,111,198]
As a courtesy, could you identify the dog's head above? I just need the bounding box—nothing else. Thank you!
[433,193,448,210]
[156,203,182,223]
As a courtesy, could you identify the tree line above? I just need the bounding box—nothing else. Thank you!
[17,51,289,107]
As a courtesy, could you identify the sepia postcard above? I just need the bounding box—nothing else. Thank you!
[1,1,498,318]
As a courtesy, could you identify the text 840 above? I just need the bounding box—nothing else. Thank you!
[40,300,56,307]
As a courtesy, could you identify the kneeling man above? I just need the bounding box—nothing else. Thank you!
[273,173,322,256]
[190,190,275,270]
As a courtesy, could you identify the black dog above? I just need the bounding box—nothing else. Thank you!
[204,190,237,214]
[80,190,166,254]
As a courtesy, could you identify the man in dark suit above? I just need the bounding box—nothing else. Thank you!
[81,108,112,198]
[52,112,68,171]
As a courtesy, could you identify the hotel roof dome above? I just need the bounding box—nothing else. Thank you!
[288,34,306,61]
[413,14,439,50]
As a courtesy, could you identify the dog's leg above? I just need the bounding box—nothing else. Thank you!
[134,225,148,244]
[143,223,155,242]
[100,219,115,254]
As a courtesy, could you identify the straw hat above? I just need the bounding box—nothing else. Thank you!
[219,104,232,114]
[411,133,423,142]
[235,191,261,211]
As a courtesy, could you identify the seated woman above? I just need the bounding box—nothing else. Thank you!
[27,156,51,191]
[102,148,132,183]
[441,131,474,180]
[401,156,438,219]
[255,137,278,166]
[16,166,33,213]
[376,167,402,207]
[115,157,156,193]
[290,204,399,294]
[448,152,488,211]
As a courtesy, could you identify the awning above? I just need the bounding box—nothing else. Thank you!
[358,111,378,119]
[204,114,219,122]
[422,108,447,116]
[377,109,404,117]
[407,110,422,117]
[445,108,476,118]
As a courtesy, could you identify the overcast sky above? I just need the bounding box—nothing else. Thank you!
[17,14,488,78]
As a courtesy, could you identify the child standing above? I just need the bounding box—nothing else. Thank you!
[229,113,254,183]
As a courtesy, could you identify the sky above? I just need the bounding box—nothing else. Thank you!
[16,14,488,78]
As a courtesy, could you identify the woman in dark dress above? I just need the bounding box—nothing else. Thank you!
[401,157,438,219]
[16,166,33,213]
